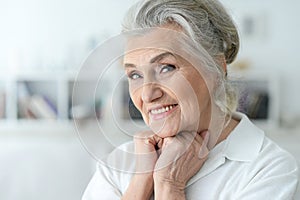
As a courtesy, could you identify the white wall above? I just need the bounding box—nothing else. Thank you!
[221,0,300,122]
[0,0,138,71]
[0,132,96,200]
[1,0,300,121]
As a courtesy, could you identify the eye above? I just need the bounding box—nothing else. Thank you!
[160,64,176,73]
[128,72,143,80]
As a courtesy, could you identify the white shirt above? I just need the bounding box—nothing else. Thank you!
[82,113,299,200]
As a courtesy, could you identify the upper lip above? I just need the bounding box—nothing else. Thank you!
[147,104,178,113]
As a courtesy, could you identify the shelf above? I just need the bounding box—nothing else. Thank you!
[0,71,107,132]
[17,80,58,120]
[231,70,280,128]
[0,119,75,135]
[0,69,281,133]
[68,80,107,120]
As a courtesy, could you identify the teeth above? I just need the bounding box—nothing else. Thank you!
[150,105,175,115]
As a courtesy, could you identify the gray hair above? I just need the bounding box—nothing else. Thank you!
[122,0,240,115]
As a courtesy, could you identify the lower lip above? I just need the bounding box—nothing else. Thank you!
[149,105,178,121]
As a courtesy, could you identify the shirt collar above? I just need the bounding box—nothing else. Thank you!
[222,112,265,162]
[187,112,265,186]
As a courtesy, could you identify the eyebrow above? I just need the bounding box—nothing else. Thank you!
[150,52,175,63]
[124,52,175,69]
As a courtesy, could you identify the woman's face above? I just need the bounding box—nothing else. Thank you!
[123,46,213,138]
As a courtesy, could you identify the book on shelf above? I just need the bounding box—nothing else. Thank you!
[238,90,269,120]
[28,95,57,119]
[17,82,57,120]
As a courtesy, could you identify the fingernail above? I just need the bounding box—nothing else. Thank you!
[145,139,150,144]
[203,131,209,145]
[199,132,210,159]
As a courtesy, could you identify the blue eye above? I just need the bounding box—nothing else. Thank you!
[128,72,142,80]
[160,64,176,73]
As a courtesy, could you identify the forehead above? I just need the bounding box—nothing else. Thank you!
[123,49,170,64]
[123,28,184,64]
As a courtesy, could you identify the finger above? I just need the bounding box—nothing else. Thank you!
[155,133,198,171]
[200,130,209,139]
[134,132,158,154]
[194,132,203,144]
[152,134,164,149]
[145,138,156,146]
[161,137,172,150]
[134,130,155,140]
[143,134,163,152]
[179,131,197,141]
[134,131,157,147]
[142,135,164,154]
[198,131,210,159]
[173,131,197,149]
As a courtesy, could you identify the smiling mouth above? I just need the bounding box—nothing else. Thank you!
[149,104,178,115]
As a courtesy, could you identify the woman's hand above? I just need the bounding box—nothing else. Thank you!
[122,130,162,200]
[134,130,163,173]
[153,131,210,200]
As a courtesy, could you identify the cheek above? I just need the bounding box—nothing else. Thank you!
[194,81,210,106]
[129,87,150,122]
[160,74,200,132]
[129,86,141,108]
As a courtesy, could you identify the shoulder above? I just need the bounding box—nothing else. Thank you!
[225,112,298,180]
[236,134,299,192]
[82,141,135,200]
[233,136,299,199]
[101,141,136,174]
[255,135,298,173]
[229,112,298,170]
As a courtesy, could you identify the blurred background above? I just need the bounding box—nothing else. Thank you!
[0,0,299,199]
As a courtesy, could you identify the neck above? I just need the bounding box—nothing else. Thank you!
[216,115,239,145]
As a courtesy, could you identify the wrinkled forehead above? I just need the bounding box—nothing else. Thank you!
[122,29,180,69]
[123,48,172,66]
[123,28,195,65]
[125,28,181,49]
[121,27,216,78]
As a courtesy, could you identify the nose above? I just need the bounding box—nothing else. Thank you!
[141,83,163,103]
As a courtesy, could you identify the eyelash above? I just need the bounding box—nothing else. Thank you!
[160,64,176,73]
[128,71,143,80]
[127,64,176,80]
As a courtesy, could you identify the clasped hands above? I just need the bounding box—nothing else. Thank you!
[133,130,210,199]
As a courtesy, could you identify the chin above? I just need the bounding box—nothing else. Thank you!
[150,123,179,138]
[143,109,181,138]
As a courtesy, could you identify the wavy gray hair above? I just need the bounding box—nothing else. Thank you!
[122,0,240,116]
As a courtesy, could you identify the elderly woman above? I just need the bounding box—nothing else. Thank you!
[82,0,298,199]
